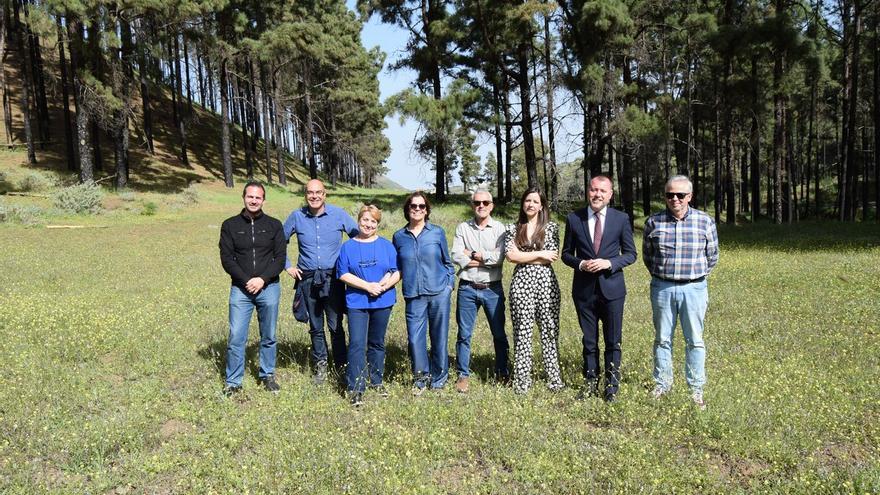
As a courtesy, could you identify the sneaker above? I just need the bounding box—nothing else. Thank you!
[262,375,280,394]
[455,377,469,394]
[350,391,364,407]
[369,384,390,398]
[650,385,668,400]
[691,391,706,410]
[222,385,242,398]
[313,361,328,385]
[412,373,430,396]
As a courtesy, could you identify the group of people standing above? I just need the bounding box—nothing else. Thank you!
[218,174,718,409]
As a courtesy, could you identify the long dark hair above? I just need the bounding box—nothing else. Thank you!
[515,187,548,249]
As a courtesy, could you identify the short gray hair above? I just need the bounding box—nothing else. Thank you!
[665,175,693,193]
[471,188,493,201]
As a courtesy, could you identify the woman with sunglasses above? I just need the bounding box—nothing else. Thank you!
[337,205,400,406]
[505,187,564,394]
[392,192,456,395]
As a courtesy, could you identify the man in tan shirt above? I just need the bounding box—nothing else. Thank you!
[450,189,510,393]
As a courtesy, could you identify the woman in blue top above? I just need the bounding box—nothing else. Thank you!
[392,192,456,395]
[336,205,400,406]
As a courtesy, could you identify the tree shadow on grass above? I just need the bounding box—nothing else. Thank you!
[199,337,417,393]
[199,338,312,384]
[715,221,880,252]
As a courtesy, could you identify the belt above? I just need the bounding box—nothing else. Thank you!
[460,280,501,290]
[653,275,706,284]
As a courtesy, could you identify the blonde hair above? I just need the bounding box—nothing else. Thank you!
[358,204,382,224]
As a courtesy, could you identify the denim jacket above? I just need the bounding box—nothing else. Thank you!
[392,222,455,298]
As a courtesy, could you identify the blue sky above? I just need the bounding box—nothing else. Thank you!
[353,6,428,190]
[351,3,585,191]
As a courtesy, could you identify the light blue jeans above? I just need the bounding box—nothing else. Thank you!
[650,277,708,393]
[226,282,280,387]
[455,282,509,378]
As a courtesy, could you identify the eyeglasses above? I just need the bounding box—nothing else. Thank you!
[665,192,689,200]
[472,200,492,207]
[409,203,427,211]
[306,190,325,197]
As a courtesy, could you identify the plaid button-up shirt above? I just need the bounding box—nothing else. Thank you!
[642,207,718,281]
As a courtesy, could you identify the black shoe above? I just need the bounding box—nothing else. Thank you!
[262,375,280,393]
[350,391,364,407]
[576,381,600,400]
[314,361,328,385]
[604,392,617,403]
[222,385,242,398]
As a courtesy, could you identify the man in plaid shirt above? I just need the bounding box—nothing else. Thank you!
[643,175,718,410]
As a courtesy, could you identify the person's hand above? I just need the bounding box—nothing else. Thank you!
[541,250,559,263]
[581,259,611,272]
[471,251,484,262]
[286,266,302,280]
[467,260,481,267]
[245,277,265,294]
[366,282,384,297]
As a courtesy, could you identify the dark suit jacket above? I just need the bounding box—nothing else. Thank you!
[561,207,637,302]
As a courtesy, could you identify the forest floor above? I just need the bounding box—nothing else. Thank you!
[0,153,879,493]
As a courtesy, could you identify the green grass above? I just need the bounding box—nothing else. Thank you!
[1,181,879,493]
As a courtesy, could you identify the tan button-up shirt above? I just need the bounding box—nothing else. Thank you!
[451,217,506,283]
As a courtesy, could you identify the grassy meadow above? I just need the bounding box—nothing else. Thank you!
[1,170,879,493]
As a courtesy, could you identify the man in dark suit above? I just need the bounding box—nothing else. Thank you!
[562,175,637,402]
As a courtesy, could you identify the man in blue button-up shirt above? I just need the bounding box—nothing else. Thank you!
[283,179,359,384]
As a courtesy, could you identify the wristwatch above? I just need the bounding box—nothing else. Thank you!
[470,251,477,260]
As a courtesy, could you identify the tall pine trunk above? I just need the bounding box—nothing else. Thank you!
[0,0,11,143]
[302,61,317,179]
[272,68,286,185]
[137,19,154,154]
[492,83,504,201]
[68,17,93,182]
[517,41,537,189]
[173,34,189,165]
[13,0,36,164]
[220,57,233,187]
[57,15,76,171]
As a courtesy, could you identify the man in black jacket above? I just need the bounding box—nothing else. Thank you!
[219,181,286,396]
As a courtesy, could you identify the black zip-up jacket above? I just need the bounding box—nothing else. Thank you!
[219,209,286,291]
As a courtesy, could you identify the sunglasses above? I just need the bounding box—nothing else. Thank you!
[409,203,427,211]
[665,192,689,200]
[472,200,492,207]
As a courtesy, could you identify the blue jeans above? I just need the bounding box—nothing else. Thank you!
[346,307,392,392]
[650,277,708,393]
[226,282,280,387]
[404,286,452,389]
[301,276,347,369]
[455,282,509,378]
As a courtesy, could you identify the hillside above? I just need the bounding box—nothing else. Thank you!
[0,38,402,194]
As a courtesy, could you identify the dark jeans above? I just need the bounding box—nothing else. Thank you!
[346,307,392,392]
[575,288,625,395]
[301,276,347,369]
[455,282,509,378]
[404,286,452,389]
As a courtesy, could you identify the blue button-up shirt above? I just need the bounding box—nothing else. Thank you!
[643,206,718,281]
[283,204,359,270]
[392,222,456,298]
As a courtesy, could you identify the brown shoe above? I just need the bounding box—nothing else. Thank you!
[455,376,469,394]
